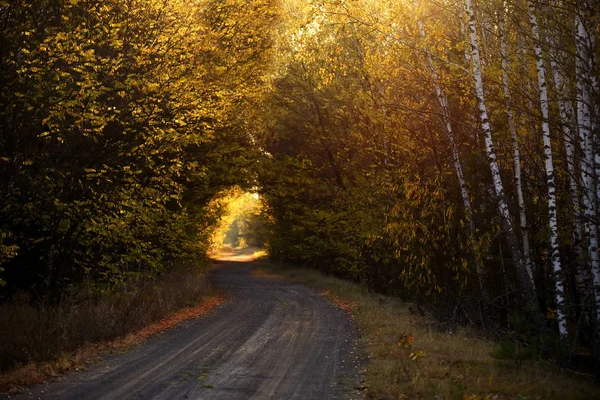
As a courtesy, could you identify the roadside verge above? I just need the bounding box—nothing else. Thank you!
[257,262,599,400]
[0,271,226,394]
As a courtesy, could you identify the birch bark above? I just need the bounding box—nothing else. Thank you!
[547,1,590,308]
[528,0,567,342]
[575,5,600,321]
[464,0,543,324]
[499,11,534,286]
[417,10,487,300]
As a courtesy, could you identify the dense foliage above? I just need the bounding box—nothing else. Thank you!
[2,0,600,369]
[256,0,600,360]
[0,0,276,301]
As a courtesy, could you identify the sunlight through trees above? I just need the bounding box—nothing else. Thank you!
[1,0,600,370]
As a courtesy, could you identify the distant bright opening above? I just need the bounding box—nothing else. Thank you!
[209,186,268,261]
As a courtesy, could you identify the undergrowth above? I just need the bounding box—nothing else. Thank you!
[259,262,600,400]
[0,265,222,393]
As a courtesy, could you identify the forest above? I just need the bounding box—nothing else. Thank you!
[1,0,600,378]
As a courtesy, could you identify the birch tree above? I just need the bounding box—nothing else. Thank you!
[464,0,544,325]
[546,0,590,315]
[499,7,534,286]
[575,1,600,321]
[417,4,487,300]
[528,0,567,342]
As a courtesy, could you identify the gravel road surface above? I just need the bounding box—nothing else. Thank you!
[7,261,362,400]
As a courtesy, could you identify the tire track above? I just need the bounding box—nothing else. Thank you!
[6,261,362,400]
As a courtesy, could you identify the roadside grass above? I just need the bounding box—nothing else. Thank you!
[0,267,225,393]
[258,262,600,400]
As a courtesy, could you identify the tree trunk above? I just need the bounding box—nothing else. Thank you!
[548,0,591,324]
[499,9,535,286]
[464,0,544,327]
[417,10,487,300]
[528,0,567,343]
[575,6,600,322]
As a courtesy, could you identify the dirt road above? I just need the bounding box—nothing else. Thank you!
[8,261,362,399]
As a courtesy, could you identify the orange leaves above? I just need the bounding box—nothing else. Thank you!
[0,293,227,393]
[319,290,357,313]
[397,333,414,347]
[397,332,426,360]
[107,293,227,351]
[546,308,558,320]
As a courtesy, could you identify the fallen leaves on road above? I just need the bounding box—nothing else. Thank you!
[107,293,227,351]
[319,290,357,314]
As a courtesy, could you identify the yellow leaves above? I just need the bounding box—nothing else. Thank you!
[409,350,425,360]
[394,333,425,360]
[1,0,275,295]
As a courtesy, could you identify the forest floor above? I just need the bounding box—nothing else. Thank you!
[258,262,600,399]
[2,258,363,400]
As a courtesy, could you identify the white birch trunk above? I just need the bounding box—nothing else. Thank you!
[417,13,487,299]
[528,0,567,342]
[499,11,535,286]
[464,0,543,323]
[575,7,600,321]
[547,1,589,304]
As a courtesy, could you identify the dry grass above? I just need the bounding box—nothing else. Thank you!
[259,262,600,400]
[0,269,225,393]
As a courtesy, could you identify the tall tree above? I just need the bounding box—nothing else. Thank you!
[575,0,600,322]
[464,0,542,325]
[499,5,534,286]
[417,2,487,300]
[527,0,567,342]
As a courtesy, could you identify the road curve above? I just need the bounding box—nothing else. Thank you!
[7,261,362,400]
